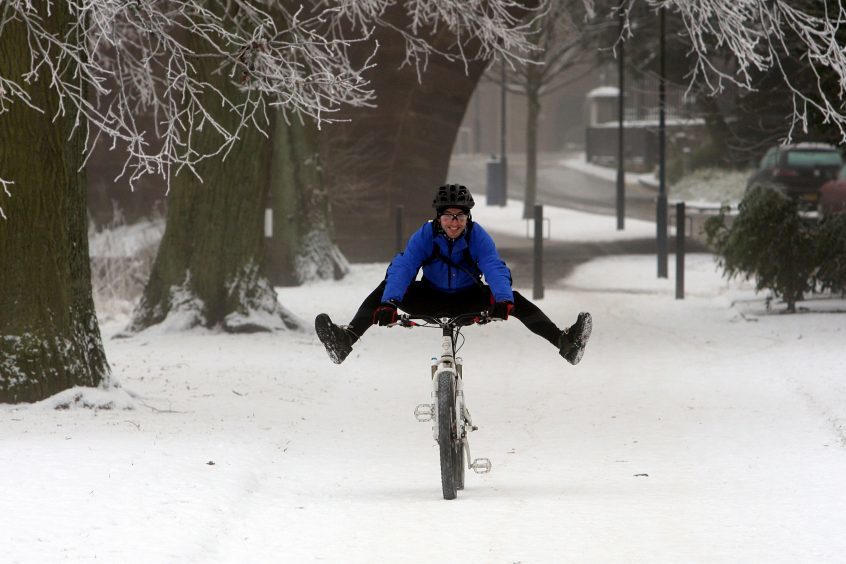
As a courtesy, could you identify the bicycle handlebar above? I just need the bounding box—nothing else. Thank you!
[393,311,492,328]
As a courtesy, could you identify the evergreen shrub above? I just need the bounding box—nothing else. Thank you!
[814,213,846,296]
[704,183,818,312]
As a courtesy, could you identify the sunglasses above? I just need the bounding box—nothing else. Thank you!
[440,212,468,222]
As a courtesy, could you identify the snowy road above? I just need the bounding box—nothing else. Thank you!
[448,152,659,221]
[3,206,846,562]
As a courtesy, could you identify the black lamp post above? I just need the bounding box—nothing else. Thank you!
[616,10,626,231]
[500,59,508,204]
[656,6,668,278]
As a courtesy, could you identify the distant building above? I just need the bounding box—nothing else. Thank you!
[452,65,602,156]
[584,78,706,172]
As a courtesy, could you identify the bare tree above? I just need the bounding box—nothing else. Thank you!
[591,0,846,143]
[489,0,602,218]
[0,0,537,402]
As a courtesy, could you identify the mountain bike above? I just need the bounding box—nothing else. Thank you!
[395,312,493,500]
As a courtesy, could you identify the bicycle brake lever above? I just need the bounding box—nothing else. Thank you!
[393,317,416,328]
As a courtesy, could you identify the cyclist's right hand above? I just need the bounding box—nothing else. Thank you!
[373,301,398,326]
[489,301,514,320]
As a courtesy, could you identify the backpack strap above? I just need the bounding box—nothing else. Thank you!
[421,221,484,287]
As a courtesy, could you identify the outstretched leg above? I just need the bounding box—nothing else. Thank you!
[511,291,591,365]
[315,281,386,364]
[511,291,561,344]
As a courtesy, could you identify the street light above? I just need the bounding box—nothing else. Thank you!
[616,9,626,231]
[500,58,508,205]
[656,6,668,278]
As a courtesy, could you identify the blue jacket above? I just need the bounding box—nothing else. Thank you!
[381,221,514,303]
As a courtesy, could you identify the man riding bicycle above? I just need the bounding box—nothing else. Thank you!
[315,184,592,366]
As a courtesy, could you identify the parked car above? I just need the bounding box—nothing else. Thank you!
[820,164,846,215]
[746,143,843,208]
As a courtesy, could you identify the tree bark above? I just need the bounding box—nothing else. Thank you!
[696,93,736,167]
[323,4,504,261]
[0,2,110,402]
[267,115,349,286]
[128,34,301,334]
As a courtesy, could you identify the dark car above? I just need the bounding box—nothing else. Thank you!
[747,143,843,207]
[820,164,846,215]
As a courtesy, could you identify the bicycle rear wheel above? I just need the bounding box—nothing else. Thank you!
[437,371,458,500]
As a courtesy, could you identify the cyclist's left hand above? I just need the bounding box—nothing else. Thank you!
[489,301,514,320]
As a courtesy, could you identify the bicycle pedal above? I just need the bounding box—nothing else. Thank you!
[470,458,492,474]
[414,403,434,422]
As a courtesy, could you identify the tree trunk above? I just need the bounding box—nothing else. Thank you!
[128,36,301,334]
[267,115,349,285]
[0,3,110,403]
[696,93,736,167]
[523,82,541,220]
[323,3,500,261]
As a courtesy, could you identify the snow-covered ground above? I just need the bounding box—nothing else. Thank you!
[3,202,846,562]
[478,197,656,242]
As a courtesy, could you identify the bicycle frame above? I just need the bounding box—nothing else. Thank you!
[401,313,493,485]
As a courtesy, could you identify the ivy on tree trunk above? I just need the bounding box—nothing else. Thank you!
[0,2,110,403]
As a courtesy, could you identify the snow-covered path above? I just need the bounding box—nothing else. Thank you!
[3,209,846,562]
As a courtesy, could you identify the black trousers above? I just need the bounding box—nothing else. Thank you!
[348,280,561,346]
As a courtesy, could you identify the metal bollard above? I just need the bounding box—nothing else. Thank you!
[676,202,685,299]
[657,194,668,278]
[486,156,505,206]
[533,204,544,300]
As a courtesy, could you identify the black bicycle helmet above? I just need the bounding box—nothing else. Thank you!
[432,184,475,211]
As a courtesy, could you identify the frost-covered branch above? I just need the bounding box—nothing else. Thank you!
[596,0,846,142]
[2,0,379,191]
[0,0,539,195]
[0,0,373,191]
[327,0,541,78]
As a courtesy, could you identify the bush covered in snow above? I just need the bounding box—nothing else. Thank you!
[671,167,748,206]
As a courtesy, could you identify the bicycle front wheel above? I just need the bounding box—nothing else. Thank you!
[454,437,465,491]
[437,371,458,500]
[454,392,465,490]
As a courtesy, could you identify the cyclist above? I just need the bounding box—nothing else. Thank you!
[315,184,592,366]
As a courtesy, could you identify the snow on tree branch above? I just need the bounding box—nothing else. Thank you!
[315,0,539,78]
[1,0,381,191]
[0,0,538,197]
[594,0,846,142]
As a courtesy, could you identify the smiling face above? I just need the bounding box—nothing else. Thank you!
[438,207,469,239]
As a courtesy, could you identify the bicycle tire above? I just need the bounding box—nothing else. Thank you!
[454,392,465,490]
[437,371,458,500]
[455,439,465,491]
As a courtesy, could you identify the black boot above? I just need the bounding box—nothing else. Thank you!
[558,312,592,365]
[315,314,356,364]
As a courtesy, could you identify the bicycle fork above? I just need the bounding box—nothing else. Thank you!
[414,333,492,474]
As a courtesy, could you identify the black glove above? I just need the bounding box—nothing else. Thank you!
[490,301,514,320]
[373,301,398,326]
